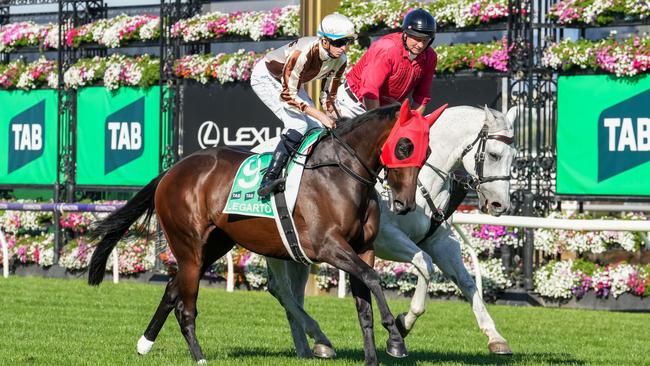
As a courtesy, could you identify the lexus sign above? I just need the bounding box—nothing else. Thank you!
[196,120,282,149]
[182,82,283,156]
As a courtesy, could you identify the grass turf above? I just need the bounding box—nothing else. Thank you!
[0,276,648,365]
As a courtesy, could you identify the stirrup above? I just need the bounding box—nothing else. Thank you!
[257,178,286,196]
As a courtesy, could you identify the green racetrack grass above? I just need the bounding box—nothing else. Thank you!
[0,276,648,365]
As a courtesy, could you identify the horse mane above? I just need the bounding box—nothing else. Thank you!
[331,103,401,135]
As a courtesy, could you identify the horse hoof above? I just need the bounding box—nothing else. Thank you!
[313,343,336,359]
[395,313,411,338]
[386,340,408,358]
[136,335,154,355]
[197,359,208,365]
[488,341,513,355]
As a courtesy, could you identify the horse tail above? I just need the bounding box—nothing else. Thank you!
[87,173,165,286]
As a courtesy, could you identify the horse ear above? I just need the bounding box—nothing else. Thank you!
[484,105,496,125]
[506,106,518,124]
[397,99,412,125]
[425,103,448,127]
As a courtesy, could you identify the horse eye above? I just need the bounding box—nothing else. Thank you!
[489,152,500,160]
[394,138,414,160]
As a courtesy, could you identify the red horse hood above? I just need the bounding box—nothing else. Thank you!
[380,100,448,168]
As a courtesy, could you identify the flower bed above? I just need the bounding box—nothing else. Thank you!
[338,0,512,32]
[534,259,650,300]
[3,202,649,300]
[347,38,511,73]
[0,58,58,90]
[0,51,260,91]
[0,6,296,52]
[542,35,650,77]
[16,57,58,90]
[65,14,160,48]
[0,21,58,52]
[171,5,299,43]
[64,54,159,90]
[316,257,512,297]
[534,212,647,254]
[174,50,261,84]
[548,0,650,26]
[436,38,511,72]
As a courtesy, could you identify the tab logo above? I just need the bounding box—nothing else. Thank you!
[598,89,650,182]
[8,100,45,173]
[105,97,144,174]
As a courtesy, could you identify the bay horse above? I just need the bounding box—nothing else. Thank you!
[87,100,440,365]
[264,106,517,358]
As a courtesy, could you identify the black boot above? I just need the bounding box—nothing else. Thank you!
[257,129,303,196]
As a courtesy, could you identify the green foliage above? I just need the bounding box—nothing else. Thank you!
[572,258,597,276]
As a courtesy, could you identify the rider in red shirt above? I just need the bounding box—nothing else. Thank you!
[336,9,438,117]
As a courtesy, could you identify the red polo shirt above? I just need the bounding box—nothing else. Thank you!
[346,32,437,106]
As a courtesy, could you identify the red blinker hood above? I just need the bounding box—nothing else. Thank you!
[380,100,448,168]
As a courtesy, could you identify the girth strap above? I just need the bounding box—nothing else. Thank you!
[271,191,312,266]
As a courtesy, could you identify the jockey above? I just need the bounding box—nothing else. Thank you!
[336,8,437,118]
[251,13,356,196]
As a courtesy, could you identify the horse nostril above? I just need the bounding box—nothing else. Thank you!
[491,202,502,208]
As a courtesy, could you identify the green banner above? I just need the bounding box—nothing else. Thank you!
[0,90,58,185]
[76,86,160,186]
[557,75,650,196]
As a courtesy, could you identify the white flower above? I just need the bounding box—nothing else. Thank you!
[534,260,580,299]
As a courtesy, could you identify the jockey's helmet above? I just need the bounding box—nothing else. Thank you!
[317,13,356,44]
[402,8,437,41]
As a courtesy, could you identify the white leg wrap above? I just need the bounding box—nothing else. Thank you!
[136,335,155,355]
[197,359,208,364]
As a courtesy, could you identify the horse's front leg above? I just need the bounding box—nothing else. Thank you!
[374,222,434,337]
[319,236,407,365]
[348,254,377,366]
[423,224,512,355]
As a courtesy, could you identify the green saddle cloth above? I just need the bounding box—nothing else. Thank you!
[223,129,324,218]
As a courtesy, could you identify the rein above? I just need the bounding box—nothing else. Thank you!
[294,129,383,187]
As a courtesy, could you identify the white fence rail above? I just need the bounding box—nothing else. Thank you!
[334,213,650,298]
[451,213,650,231]
[3,212,649,299]
[1,229,8,279]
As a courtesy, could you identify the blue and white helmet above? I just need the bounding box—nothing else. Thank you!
[317,13,356,40]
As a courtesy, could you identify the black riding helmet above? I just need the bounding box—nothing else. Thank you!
[402,8,436,46]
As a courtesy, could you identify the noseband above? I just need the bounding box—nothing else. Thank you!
[459,124,514,190]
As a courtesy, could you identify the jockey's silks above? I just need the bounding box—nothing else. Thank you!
[380,100,448,168]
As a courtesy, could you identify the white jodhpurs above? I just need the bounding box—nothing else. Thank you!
[250,61,322,135]
[334,82,366,119]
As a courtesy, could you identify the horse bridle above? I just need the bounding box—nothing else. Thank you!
[459,124,514,190]
[299,129,383,187]
[417,123,515,224]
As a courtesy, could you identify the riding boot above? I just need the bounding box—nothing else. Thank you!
[257,129,304,196]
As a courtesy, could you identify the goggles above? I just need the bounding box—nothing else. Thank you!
[328,37,355,48]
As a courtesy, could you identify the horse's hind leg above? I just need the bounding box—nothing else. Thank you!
[137,277,180,355]
[137,233,230,356]
[288,261,335,358]
[266,258,335,359]
[172,228,235,363]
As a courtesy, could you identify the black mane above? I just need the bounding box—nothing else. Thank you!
[332,103,401,135]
